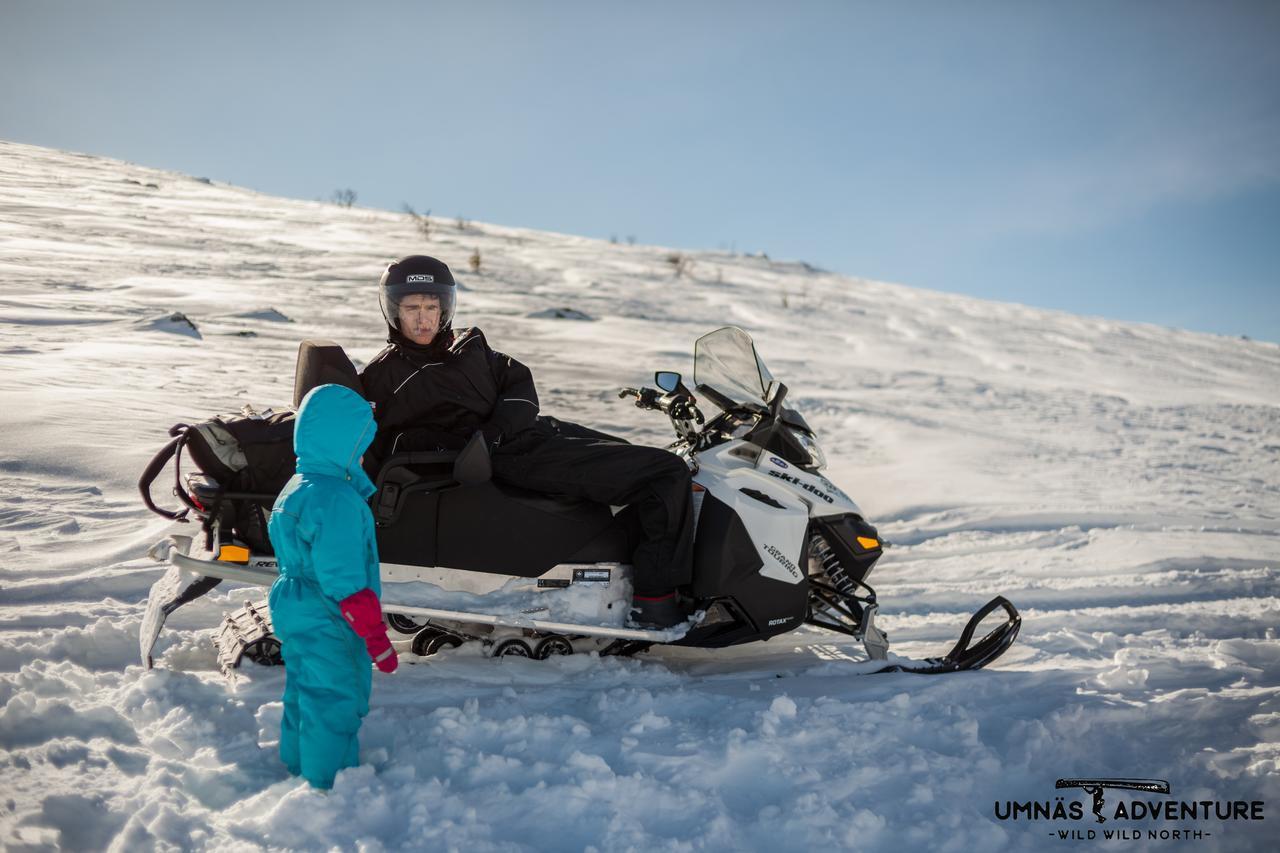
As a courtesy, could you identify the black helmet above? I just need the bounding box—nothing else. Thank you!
[379,255,457,333]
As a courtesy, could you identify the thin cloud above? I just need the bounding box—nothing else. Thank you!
[953,103,1280,241]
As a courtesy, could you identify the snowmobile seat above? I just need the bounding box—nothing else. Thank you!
[372,446,631,575]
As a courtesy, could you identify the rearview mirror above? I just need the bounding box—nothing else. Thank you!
[766,380,787,411]
[654,371,682,393]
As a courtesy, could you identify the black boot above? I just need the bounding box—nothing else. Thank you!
[628,592,684,629]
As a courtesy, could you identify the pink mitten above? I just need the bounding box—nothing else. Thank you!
[339,588,399,673]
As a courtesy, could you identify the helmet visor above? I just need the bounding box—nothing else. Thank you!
[380,281,456,332]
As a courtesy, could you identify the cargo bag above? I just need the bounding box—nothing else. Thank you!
[139,409,296,554]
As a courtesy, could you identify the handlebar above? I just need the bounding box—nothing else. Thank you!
[618,386,705,425]
[618,386,662,408]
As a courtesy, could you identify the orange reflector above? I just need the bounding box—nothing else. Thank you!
[218,544,251,564]
[856,536,880,550]
[692,483,706,492]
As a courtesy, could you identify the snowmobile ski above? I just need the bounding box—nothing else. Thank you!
[871,596,1021,675]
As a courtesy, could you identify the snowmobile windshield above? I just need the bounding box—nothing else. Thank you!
[692,326,774,408]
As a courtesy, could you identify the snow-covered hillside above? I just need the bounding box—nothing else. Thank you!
[1,139,1277,851]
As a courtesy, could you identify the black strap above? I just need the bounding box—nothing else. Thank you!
[171,426,203,514]
[138,431,189,521]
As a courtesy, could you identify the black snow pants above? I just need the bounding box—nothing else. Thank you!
[492,417,695,596]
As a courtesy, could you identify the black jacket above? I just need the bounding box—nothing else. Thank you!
[360,327,540,461]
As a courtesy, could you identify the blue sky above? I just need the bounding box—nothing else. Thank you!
[4,1,1278,342]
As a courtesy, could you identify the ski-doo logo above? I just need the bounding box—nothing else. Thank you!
[769,456,788,469]
[765,469,834,503]
[763,544,801,579]
[406,274,434,283]
[992,778,1266,842]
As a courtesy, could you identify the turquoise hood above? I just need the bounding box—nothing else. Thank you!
[294,384,377,498]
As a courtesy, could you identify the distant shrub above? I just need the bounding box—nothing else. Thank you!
[331,188,357,208]
[666,252,694,278]
[403,203,432,240]
[469,248,482,273]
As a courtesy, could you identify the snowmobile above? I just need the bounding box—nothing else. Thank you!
[138,326,1020,675]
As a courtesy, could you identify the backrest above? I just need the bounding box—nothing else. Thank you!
[293,340,364,409]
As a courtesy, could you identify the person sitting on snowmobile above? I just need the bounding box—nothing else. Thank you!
[267,382,398,790]
[359,255,694,629]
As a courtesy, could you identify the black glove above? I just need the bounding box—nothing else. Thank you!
[636,388,662,409]
[669,395,702,423]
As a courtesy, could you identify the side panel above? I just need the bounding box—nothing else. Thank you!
[375,490,440,568]
[688,493,809,642]
[719,485,810,585]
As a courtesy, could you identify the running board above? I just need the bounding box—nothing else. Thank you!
[169,551,683,640]
[141,548,688,667]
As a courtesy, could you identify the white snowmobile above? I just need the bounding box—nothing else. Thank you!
[138,326,1020,675]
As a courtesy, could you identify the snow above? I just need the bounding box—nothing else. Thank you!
[1,138,1277,850]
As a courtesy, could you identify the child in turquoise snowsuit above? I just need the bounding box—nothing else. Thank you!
[268,383,398,789]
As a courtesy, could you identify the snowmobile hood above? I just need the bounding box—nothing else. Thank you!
[293,383,377,498]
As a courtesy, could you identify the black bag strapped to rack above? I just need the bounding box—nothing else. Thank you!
[138,409,297,553]
[182,411,298,496]
[137,339,365,547]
